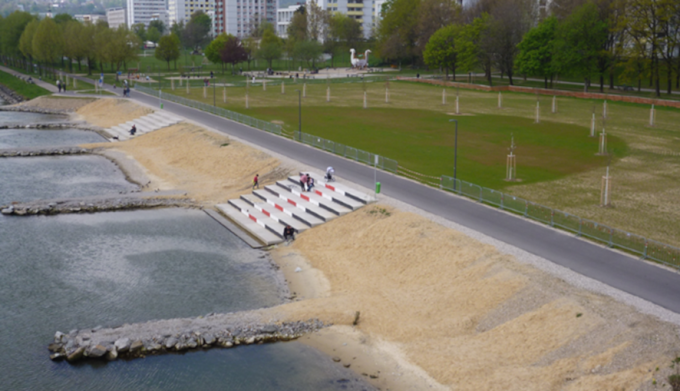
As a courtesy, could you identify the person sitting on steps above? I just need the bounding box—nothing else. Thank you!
[129,124,137,136]
[307,175,315,191]
[325,166,335,182]
[283,225,297,242]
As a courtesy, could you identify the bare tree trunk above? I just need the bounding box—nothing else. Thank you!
[550,75,553,88]
[508,70,513,86]
[609,72,614,89]
[599,74,604,92]
[544,76,548,89]
[654,57,661,97]
[667,61,672,94]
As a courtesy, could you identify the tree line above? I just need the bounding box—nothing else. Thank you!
[380,0,680,96]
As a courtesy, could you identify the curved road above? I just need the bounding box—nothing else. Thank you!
[92,80,680,315]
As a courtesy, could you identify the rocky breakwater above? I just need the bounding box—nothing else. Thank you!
[0,146,89,158]
[47,310,326,363]
[1,195,194,216]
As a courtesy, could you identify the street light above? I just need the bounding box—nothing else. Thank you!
[449,119,458,191]
[296,89,301,141]
[213,78,216,107]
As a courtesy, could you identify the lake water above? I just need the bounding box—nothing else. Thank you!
[0,110,372,390]
[0,109,67,126]
[0,128,106,149]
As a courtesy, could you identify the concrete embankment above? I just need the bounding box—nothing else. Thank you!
[1,195,194,215]
[0,146,90,158]
[48,310,325,363]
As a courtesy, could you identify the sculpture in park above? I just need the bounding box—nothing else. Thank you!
[350,49,371,69]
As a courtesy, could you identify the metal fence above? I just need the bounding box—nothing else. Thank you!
[440,175,680,270]
[135,85,283,135]
[147,75,392,89]
[135,84,398,174]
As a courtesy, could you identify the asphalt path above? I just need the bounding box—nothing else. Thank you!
[88,78,680,315]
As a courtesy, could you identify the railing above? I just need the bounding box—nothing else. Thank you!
[440,175,680,270]
[149,75,392,89]
[135,84,283,135]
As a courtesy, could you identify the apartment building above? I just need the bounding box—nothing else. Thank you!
[127,0,168,27]
[276,4,301,38]
[168,0,215,26]
[106,7,127,29]
[306,0,374,38]
[214,0,277,37]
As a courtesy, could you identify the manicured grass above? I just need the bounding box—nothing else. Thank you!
[0,69,51,100]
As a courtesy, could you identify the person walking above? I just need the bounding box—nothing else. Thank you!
[252,174,259,189]
[56,80,61,93]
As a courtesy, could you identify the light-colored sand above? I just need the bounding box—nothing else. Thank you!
[14,95,96,111]
[75,98,153,128]
[83,123,289,204]
[270,206,680,390]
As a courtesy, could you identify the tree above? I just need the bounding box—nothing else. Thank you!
[184,11,212,50]
[93,19,113,72]
[482,0,532,85]
[553,2,608,92]
[220,35,248,71]
[455,14,493,85]
[0,11,33,61]
[658,0,680,93]
[205,33,231,72]
[149,19,165,35]
[155,33,181,70]
[18,19,38,63]
[63,20,86,71]
[415,0,460,59]
[80,21,98,75]
[327,13,363,66]
[147,26,161,44]
[516,16,558,88]
[132,23,146,42]
[32,17,64,66]
[287,6,308,42]
[377,0,420,63]
[106,26,140,72]
[53,13,74,25]
[423,24,460,80]
[294,40,323,68]
[307,0,328,42]
[242,36,257,70]
[257,29,283,68]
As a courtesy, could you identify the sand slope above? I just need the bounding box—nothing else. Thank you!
[273,206,680,390]
[76,98,153,128]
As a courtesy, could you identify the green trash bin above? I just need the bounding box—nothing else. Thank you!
[375,182,381,194]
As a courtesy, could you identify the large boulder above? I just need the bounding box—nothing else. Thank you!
[114,338,131,353]
[66,347,85,362]
[129,340,144,353]
[87,344,107,358]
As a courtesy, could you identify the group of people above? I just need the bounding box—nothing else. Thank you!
[298,173,315,192]
[56,80,66,93]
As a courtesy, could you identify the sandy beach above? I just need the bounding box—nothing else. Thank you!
[25,96,680,390]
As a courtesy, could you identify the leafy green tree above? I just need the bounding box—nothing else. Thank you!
[155,33,181,70]
[553,2,608,92]
[257,29,283,68]
[132,23,146,42]
[0,11,33,62]
[53,13,74,25]
[286,6,307,42]
[515,16,558,88]
[32,17,64,66]
[242,36,257,70]
[415,0,460,59]
[18,19,38,64]
[455,14,492,85]
[376,0,420,63]
[205,33,231,72]
[326,13,363,67]
[423,24,459,80]
[93,20,113,72]
[149,19,165,35]
[106,26,140,71]
[147,26,161,43]
[294,40,323,68]
[184,11,212,50]
[81,21,98,75]
[63,20,86,71]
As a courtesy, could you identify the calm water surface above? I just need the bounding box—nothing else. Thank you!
[0,109,67,126]
[0,112,372,390]
[0,128,106,149]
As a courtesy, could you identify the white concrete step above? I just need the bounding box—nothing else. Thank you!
[308,172,373,204]
[287,176,364,210]
[240,194,310,232]
[216,204,281,245]
[263,186,336,222]
[252,190,324,227]
[275,181,351,216]
[228,199,286,238]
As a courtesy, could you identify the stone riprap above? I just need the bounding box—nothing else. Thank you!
[0,122,100,131]
[1,196,194,216]
[0,104,75,115]
[48,311,326,363]
[0,146,90,158]
[0,84,24,104]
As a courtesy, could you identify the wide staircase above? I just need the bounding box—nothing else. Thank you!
[217,173,374,245]
[105,112,184,141]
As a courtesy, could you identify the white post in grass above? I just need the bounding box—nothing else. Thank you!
[535,101,540,123]
[203,86,207,98]
[223,87,227,103]
[327,86,330,102]
[650,104,655,126]
[246,93,249,109]
[603,100,607,119]
[601,164,611,207]
[281,81,285,94]
[363,91,367,109]
[171,79,175,90]
[442,89,446,105]
[303,83,306,98]
[590,113,596,137]
[386,87,389,103]
[552,95,556,113]
[186,81,190,94]
[263,80,266,91]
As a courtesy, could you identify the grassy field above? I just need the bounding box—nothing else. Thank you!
[163,79,680,247]
[0,69,51,100]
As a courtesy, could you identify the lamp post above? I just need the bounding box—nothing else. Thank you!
[449,119,458,191]
[213,79,216,107]
[297,89,302,141]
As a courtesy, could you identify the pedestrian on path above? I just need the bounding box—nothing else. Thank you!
[57,80,61,93]
[62,83,66,93]
[252,174,259,189]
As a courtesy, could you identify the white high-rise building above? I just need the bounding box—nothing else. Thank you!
[168,0,215,26]
[276,4,301,38]
[106,7,127,29]
[307,0,374,39]
[214,0,277,37]
[127,0,168,28]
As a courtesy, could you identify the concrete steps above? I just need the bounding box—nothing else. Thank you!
[216,173,374,247]
[107,112,183,141]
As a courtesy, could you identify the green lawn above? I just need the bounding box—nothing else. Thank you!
[0,69,51,100]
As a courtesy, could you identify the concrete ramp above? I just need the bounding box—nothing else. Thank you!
[106,112,183,141]
[217,176,374,246]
